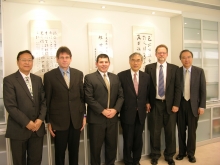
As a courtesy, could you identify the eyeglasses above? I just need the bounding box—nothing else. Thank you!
[130,59,142,63]
[157,52,167,55]
[19,59,33,63]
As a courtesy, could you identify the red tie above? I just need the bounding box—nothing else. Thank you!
[133,73,138,95]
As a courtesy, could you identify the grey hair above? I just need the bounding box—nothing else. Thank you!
[129,52,143,61]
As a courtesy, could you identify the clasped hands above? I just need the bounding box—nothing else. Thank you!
[26,119,42,132]
[102,109,117,118]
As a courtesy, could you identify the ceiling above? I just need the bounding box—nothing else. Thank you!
[2,0,220,18]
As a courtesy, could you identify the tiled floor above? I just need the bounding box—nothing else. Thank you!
[116,141,220,165]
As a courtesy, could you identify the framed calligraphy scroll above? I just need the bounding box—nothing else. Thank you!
[30,20,62,77]
[133,26,154,71]
[88,23,113,73]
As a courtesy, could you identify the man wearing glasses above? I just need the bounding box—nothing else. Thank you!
[145,44,181,165]
[3,50,47,165]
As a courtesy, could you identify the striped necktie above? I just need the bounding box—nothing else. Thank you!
[158,65,165,97]
[25,76,33,99]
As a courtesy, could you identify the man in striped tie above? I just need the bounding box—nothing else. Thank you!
[145,44,181,165]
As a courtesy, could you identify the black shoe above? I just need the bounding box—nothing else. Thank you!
[188,156,196,163]
[133,163,140,165]
[165,158,175,165]
[176,154,186,160]
[151,158,158,165]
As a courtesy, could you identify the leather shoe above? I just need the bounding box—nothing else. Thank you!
[188,156,196,163]
[165,158,175,165]
[151,158,158,165]
[176,154,186,160]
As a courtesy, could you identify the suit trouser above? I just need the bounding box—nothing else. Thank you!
[177,98,199,157]
[10,132,44,165]
[54,123,81,165]
[148,100,177,159]
[89,121,118,165]
[121,112,145,165]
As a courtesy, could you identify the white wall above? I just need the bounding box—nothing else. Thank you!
[2,2,171,76]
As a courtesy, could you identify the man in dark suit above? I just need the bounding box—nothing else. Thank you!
[3,50,47,165]
[176,50,206,163]
[118,52,150,165]
[145,44,181,165]
[44,46,86,165]
[84,54,124,165]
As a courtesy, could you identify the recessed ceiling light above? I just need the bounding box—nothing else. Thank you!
[185,23,187,24]
[197,33,200,34]
[102,6,106,9]
[39,0,45,3]
[152,11,155,15]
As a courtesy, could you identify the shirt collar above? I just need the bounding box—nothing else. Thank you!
[130,69,139,76]
[59,67,70,75]
[98,70,108,77]
[183,66,192,72]
[157,62,167,68]
[19,70,30,79]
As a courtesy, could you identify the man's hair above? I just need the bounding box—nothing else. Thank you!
[17,50,34,61]
[129,52,143,61]
[179,49,194,59]
[96,54,110,62]
[56,46,72,58]
[155,44,168,53]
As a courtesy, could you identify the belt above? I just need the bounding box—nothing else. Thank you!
[156,99,166,102]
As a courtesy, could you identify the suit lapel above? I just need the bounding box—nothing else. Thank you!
[55,67,68,89]
[69,68,76,89]
[138,71,144,96]
[166,63,172,89]
[150,63,157,89]
[16,71,34,101]
[190,66,196,91]
[180,67,184,93]
[30,74,37,102]
[96,71,108,90]
[126,70,136,95]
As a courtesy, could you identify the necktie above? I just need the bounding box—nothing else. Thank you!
[133,73,138,95]
[63,71,69,88]
[184,69,190,101]
[103,73,110,108]
[158,65,165,97]
[25,77,33,99]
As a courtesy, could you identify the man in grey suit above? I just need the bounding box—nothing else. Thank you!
[44,46,86,165]
[84,54,124,165]
[118,52,150,165]
[145,44,181,165]
[3,50,47,165]
[176,50,206,163]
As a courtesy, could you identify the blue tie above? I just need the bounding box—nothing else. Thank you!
[158,65,164,97]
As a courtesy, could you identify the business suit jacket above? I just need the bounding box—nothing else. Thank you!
[44,67,86,130]
[84,71,124,124]
[118,70,150,125]
[179,66,206,117]
[145,62,181,114]
[3,71,46,140]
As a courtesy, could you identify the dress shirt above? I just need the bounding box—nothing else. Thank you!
[98,70,110,83]
[19,70,32,89]
[59,67,70,81]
